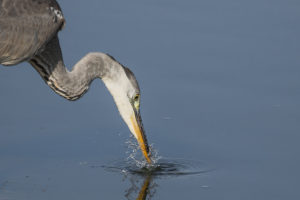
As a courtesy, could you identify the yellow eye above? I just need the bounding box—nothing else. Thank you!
[134,94,139,101]
[133,94,140,110]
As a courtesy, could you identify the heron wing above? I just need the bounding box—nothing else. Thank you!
[0,0,65,65]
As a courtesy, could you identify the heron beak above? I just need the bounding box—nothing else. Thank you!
[130,111,152,163]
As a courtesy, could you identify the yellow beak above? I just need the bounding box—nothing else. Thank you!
[130,114,152,163]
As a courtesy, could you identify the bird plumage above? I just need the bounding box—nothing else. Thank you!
[0,0,64,65]
[0,0,151,162]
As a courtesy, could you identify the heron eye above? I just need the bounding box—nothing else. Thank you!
[134,94,140,102]
[133,94,140,110]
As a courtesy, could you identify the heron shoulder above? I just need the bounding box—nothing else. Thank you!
[0,0,65,65]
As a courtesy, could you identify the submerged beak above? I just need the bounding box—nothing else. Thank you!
[130,111,152,163]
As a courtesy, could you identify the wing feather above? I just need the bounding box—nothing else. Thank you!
[0,0,65,65]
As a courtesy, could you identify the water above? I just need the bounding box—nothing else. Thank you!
[101,158,210,176]
[1,0,300,199]
[99,136,210,176]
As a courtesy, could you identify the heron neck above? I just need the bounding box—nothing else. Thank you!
[31,51,122,101]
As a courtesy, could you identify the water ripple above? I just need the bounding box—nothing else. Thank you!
[97,158,211,177]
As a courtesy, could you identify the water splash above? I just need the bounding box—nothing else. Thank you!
[125,135,161,169]
[98,135,212,177]
[101,157,210,177]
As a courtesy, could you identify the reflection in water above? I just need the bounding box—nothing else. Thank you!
[136,176,151,200]
[101,158,210,176]
[119,158,211,200]
[101,138,211,199]
[0,174,156,200]
[101,158,210,200]
[124,175,156,200]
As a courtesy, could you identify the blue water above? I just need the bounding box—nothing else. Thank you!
[1,0,300,199]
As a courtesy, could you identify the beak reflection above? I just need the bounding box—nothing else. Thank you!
[130,110,151,163]
[136,175,152,200]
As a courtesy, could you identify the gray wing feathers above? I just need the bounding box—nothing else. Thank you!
[0,0,65,65]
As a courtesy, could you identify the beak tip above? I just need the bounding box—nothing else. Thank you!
[142,148,152,164]
[145,154,152,164]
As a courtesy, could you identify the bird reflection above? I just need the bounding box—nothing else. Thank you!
[124,175,157,200]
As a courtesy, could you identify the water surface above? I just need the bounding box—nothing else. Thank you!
[1,0,300,199]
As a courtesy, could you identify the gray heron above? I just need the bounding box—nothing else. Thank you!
[0,0,151,163]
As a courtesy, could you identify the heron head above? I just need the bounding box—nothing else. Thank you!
[102,63,151,163]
